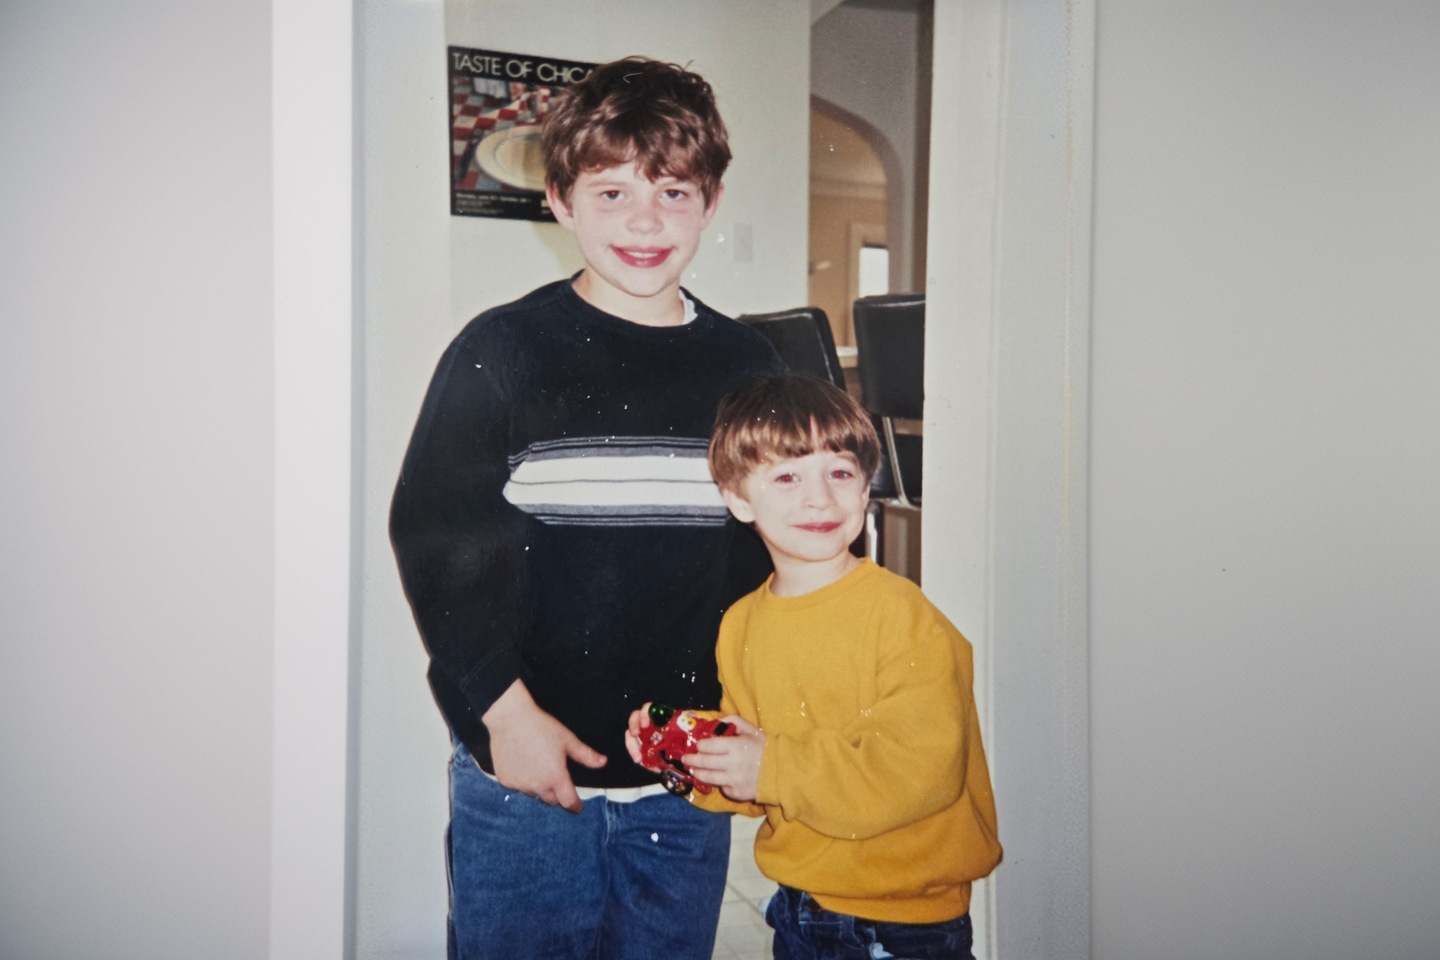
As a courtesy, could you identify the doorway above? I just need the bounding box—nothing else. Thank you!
[810,0,933,583]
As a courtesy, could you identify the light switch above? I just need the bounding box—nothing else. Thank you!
[734,222,753,263]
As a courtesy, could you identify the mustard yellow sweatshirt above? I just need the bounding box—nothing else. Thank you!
[694,560,1001,924]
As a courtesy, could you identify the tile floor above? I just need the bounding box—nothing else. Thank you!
[712,814,776,960]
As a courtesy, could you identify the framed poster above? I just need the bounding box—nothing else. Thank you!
[448,46,596,220]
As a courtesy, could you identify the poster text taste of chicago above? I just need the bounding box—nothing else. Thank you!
[450,50,593,84]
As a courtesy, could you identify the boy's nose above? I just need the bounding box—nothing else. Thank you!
[801,480,836,508]
[627,200,662,234]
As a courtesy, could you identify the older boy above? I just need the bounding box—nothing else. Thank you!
[390,57,781,960]
[627,374,1003,960]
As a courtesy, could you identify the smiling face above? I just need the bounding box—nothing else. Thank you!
[721,448,869,595]
[547,162,721,326]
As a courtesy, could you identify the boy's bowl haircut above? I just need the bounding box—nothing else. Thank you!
[708,374,881,490]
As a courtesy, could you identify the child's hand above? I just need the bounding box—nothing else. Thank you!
[623,702,654,766]
[683,715,766,803]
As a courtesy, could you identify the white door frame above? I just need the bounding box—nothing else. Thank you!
[924,1,1094,957]
[271,2,356,958]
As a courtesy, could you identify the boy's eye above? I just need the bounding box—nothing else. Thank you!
[599,189,622,200]
[663,188,689,201]
[831,469,855,480]
[773,473,797,484]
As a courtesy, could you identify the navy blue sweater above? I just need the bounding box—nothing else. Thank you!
[390,279,782,786]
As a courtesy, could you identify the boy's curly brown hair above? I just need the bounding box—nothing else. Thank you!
[541,56,731,206]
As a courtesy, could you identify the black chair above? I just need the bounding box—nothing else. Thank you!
[737,306,847,388]
[852,294,925,506]
[852,294,925,566]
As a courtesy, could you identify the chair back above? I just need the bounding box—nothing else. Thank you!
[852,294,925,421]
[737,307,847,389]
[867,428,922,500]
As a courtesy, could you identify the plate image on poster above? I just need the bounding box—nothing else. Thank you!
[448,47,595,220]
[474,125,546,192]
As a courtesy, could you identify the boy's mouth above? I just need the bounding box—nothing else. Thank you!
[796,522,842,533]
[613,246,672,268]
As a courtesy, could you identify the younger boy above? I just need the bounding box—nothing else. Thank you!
[390,57,781,959]
[626,374,1003,960]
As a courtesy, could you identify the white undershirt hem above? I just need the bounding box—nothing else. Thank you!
[476,760,672,803]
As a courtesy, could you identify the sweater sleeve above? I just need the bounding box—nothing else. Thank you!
[389,323,532,721]
[755,600,972,840]
[687,601,766,818]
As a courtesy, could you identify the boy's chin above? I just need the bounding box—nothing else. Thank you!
[585,267,680,297]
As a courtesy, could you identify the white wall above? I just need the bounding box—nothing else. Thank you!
[928,2,1440,957]
[0,3,276,958]
[1090,2,1440,959]
[2,3,355,957]
[355,3,811,956]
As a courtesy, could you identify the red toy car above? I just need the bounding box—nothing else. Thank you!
[638,703,736,796]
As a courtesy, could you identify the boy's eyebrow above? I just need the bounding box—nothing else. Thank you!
[755,448,860,465]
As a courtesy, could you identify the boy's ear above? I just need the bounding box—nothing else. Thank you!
[546,184,575,230]
[719,485,755,524]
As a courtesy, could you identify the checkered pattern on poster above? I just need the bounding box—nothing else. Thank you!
[448,47,595,220]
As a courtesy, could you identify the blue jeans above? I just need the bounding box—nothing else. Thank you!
[446,739,731,960]
[765,885,974,960]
